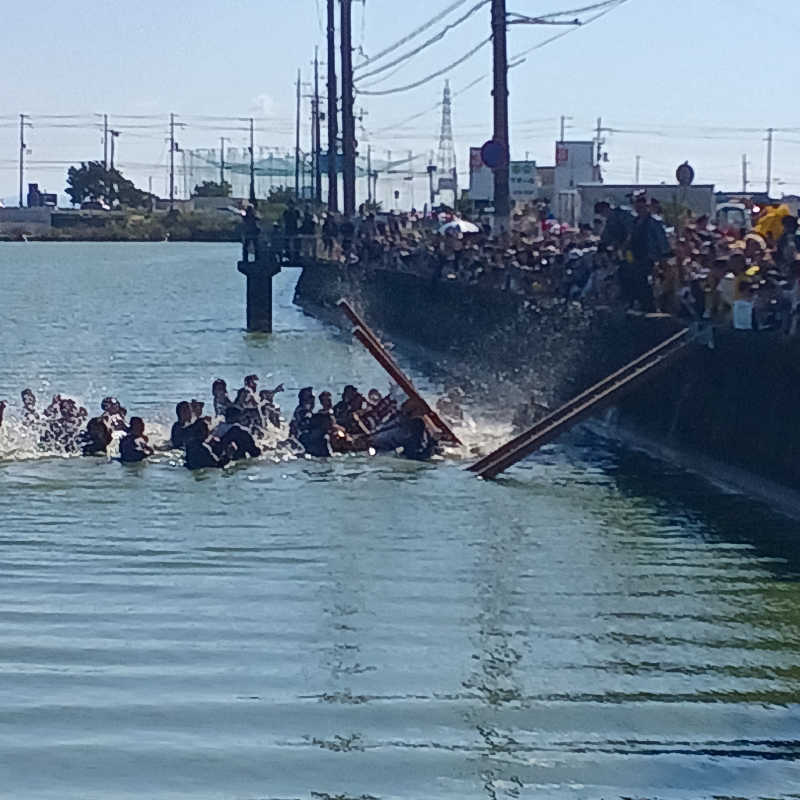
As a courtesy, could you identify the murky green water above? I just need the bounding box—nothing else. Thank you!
[1,242,799,800]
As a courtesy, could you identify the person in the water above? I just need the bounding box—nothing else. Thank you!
[119,417,153,463]
[334,385,369,435]
[290,387,315,439]
[21,389,39,427]
[259,389,281,429]
[184,419,230,470]
[80,416,113,456]
[212,379,232,417]
[368,398,438,461]
[101,397,128,433]
[219,406,261,461]
[170,401,194,449]
[298,411,336,457]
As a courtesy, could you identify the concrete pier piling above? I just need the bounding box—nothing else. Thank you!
[237,250,281,333]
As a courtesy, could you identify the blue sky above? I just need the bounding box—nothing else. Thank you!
[2,0,799,206]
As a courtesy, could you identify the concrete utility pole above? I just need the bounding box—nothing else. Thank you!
[635,155,641,185]
[367,144,372,204]
[313,47,322,205]
[219,136,229,188]
[169,113,176,210]
[103,114,109,169]
[491,0,510,228]
[326,0,339,212]
[18,114,27,208]
[295,69,302,199]
[742,154,748,193]
[249,117,256,204]
[765,127,774,197]
[109,130,119,170]
[341,0,356,216]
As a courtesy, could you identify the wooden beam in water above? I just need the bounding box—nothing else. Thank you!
[468,327,690,473]
[472,330,692,480]
[348,322,462,445]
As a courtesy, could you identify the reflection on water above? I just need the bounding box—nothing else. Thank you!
[1,244,800,799]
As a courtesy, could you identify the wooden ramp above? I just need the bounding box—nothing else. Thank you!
[469,328,692,480]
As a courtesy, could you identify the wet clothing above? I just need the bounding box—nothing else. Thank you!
[370,416,436,461]
[298,428,333,458]
[220,424,261,460]
[119,434,151,463]
[170,421,192,449]
[80,417,112,456]
[290,404,313,439]
[185,438,228,470]
[213,393,233,417]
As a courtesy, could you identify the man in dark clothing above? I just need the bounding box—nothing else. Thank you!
[119,417,154,463]
[298,412,335,457]
[596,201,633,251]
[775,215,799,269]
[283,202,300,236]
[80,416,113,456]
[170,401,194,449]
[220,406,261,461]
[184,419,230,470]
[241,204,261,261]
[628,194,671,311]
[290,387,315,439]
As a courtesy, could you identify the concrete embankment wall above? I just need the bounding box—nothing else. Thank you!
[294,261,800,491]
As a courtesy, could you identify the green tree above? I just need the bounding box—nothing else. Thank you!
[192,179,232,198]
[65,161,149,208]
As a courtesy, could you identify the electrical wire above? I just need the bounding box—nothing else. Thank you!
[357,36,491,96]
[355,0,489,83]
[355,0,471,70]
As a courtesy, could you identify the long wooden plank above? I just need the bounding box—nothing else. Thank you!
[339,300,462,445]
[468,327,690,473]
[475,342,690,479]
[352,328,462,445]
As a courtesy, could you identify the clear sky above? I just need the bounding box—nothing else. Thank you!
[2,0,799,206]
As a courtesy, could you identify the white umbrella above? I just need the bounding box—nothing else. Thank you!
[439,218,480,235]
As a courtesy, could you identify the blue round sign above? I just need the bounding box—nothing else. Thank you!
[480,139,507,170]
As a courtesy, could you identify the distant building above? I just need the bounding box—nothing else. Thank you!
[26,183,57,208]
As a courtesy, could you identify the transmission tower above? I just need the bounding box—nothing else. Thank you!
[435,80,457,198]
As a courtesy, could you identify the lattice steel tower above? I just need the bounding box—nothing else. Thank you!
[436,80,457,194]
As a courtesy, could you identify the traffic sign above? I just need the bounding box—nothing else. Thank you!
[480,139,507,170]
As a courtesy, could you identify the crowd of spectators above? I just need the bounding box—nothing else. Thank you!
[268,195,800,334]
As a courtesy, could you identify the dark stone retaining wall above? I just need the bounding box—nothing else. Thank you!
[294,261,800,491]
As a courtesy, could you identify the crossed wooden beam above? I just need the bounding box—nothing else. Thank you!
[337,299,462,446]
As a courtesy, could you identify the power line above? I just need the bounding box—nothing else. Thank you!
[355,0,489,83]
[356,36,492,96]
[355,0,472,70]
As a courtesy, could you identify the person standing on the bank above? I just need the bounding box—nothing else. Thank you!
[629,194,671,312]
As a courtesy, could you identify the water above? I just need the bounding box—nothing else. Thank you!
[1,242,800,800]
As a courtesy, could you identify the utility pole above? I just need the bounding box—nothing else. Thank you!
[742,154,748,194]
[595,117,604,164]
[103,114,109,169]
[766,127,774,197]
[491,0,510,228]
[169,113,176,210]
[219,136,229,188]
[295,68,302,200]
[313,47,322,205]
[635,155,641,185]
[249,117,256,204]
[341,0,356,216]
[18,114,27,208]
[327,0,339,212]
